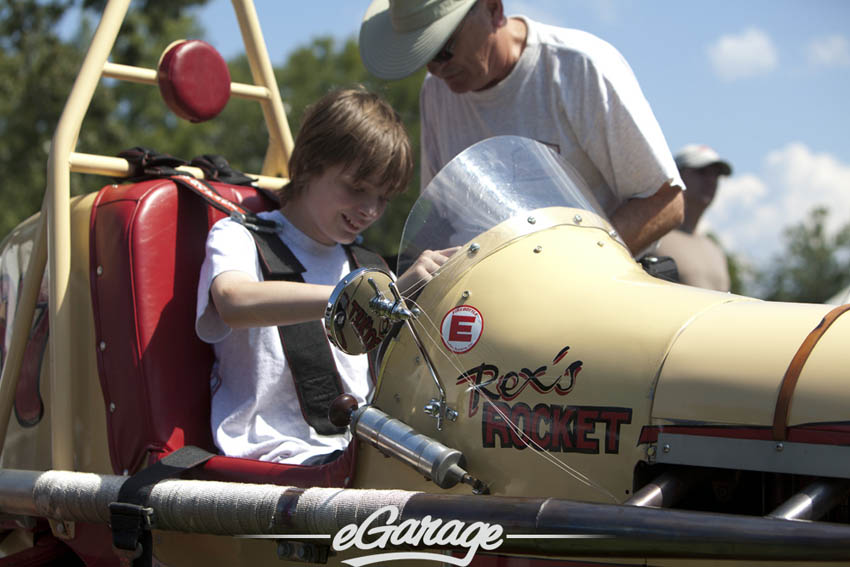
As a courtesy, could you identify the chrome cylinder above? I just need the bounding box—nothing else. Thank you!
[352,405,466,488]
[767,478,850,521]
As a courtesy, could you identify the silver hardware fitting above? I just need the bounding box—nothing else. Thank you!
[573,214,583,224]
[368,279,418,322]
[533,246,542,253]
[424,398,458,429]
[468,242,480,254]
[646,445,657,462]
[527,216,536,224]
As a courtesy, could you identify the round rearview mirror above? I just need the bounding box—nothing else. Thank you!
[324,268,396,355]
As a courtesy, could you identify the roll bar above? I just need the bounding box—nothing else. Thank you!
[0,0,295,475]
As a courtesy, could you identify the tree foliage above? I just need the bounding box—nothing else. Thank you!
[0,0,208,237]
[0,3,422,260]
[755,207,850,303]
[3,2,848,293]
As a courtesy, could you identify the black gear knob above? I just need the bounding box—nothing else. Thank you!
[329,394,359,428]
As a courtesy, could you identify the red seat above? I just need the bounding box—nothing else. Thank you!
[89,178,356,486]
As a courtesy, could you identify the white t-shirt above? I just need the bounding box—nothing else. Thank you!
[195,210,372,464]
[420,17,683,217]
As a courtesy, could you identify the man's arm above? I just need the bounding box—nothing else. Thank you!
[610,181,684,256]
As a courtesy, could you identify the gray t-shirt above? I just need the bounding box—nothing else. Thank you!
[420,17,682,216]
[656,229,730,292]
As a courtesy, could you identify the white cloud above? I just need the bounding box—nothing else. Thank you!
[807,35,850,68]
[701,143,850,263]
[707,27,778,81]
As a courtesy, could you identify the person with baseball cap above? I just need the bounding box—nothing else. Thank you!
[359,0,684,256]
[656,144,734,291]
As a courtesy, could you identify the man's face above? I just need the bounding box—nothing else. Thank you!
[425,2,499,93]
[681,164,724,209]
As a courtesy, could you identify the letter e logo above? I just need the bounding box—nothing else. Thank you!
[441,306,483,354]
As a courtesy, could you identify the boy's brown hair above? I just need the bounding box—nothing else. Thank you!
[283,88,413,204]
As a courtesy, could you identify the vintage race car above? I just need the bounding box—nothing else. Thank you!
[0,1,848,566]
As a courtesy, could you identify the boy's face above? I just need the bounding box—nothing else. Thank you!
[285,163,389,245]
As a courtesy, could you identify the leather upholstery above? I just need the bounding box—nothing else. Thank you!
[89,179,356,486]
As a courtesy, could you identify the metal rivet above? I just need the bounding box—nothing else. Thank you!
[393,393,401,403]
[344,476,350,486]
[647,446,656,457]
[111,184,118,189]
[55,522,66,535]
[468,243,480,254]
[573,214,583,224]
[609,230,618,239]
[597,241,605,247]
[662,444,671,453]
[415,356,421,364]
[533,246,542,253]
[96,265,103,276]
[527,216,536,224]
[122,469,129,476]
[775,442,784,452]
[461,290,470,299]
[109,403,116,413]
[99,341,106,351]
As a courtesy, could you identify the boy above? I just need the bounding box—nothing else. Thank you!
[196,88,454,465]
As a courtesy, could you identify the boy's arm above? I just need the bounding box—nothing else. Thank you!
[210,271,334,329]
[212,247,459,329]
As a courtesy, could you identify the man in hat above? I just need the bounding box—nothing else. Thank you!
[656,145,734,291]
[359,0,684,256]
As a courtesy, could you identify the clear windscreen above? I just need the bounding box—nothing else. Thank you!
[398,136,619,273]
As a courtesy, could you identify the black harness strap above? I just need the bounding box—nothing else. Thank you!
[110,446,214,567]
[251,233,387,435]
[147,167,388,437]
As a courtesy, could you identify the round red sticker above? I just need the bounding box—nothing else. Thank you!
[440,306,484,354]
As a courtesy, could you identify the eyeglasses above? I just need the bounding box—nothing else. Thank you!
[431,5,474,64]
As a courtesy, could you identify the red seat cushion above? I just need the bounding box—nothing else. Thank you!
[157,40,231,123]
[89,179,356,488]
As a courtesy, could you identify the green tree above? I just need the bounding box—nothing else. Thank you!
[0,0,85,233]
[0,0,209,238]
[756,207,850,303]
[1,5,424,262]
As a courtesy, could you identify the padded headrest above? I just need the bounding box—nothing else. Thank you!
[157,39,231,123]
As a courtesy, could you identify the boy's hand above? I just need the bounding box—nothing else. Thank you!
[397,246,460,296]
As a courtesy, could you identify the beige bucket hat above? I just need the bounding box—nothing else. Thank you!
[360,0,477,80]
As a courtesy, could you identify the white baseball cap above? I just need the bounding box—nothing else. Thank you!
[359,0,478,80]
[674,144,733,175]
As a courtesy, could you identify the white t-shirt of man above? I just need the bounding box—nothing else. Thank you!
[195,209,372,464]
[420,17,683,217]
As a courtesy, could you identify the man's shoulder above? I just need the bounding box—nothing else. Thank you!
[527,19,625,67]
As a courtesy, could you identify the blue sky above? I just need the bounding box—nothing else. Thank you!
[197,1,849,264]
